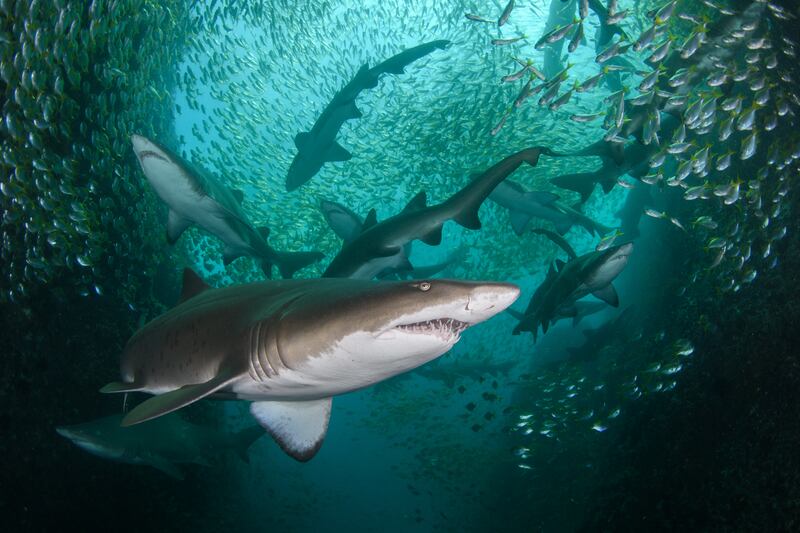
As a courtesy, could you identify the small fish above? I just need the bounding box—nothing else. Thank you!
[568,21,584,53]
[466,402,477,412]
[680,28,707,59]
[607,9,629,25]
[457,385,466,394]
[482,391,498,402]
[645,208,667,219]
[693,216,717,230]
[535,21,577,50]
[654,1,677,24]
[491,110,510,136]
[502,64,530,83]
[575,69,606,93]
[646,38,672,64]
[492,35,526,46]
[596,40,631,64]
[465,13,493,23]
[498,0,514,27]
[596,229,624,252]
[579,0,589,19]
[570,112,604,123]
[549,87,574,111]
[740,130,757,160]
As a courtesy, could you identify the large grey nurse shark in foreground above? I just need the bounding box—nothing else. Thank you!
[57,413,263,479]
[323,147,553,279]
[131,134,323,278]
[101,269,519,461]
[286,40,450,191]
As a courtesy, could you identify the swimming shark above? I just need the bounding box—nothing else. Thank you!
[101,269,519,461]
[512,242,633,340]
[564,306,638,362]
[489,179,610,236]
[131,134,322,278]
[323,147,551,279]
[56,413,263,480]
[507,298,607,328]
[286,40,450,191]
[320,198,466,279]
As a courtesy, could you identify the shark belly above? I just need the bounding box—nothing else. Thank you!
[231,331,454,401]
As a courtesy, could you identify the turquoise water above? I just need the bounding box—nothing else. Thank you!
[2,0,799,531]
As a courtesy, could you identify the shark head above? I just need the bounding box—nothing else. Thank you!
[586,242,634,289]
[56,423,125,461]
[248,279,520,397]
[131,134,204,206]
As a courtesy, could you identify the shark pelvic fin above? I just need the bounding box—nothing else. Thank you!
[275,250,324,279]
[509,210,531,236]
[325,141,352,163]
[419,225,443,246]
[403,191,427,212]
[99,381,145,394]
[453,206,482,230]
[166,210,192,245]
[362,209,378,231]
[121,368,244,427]
[178,268,211,304]
[592,284,620,307]
[250,398,332,462]
[294,131,311,150]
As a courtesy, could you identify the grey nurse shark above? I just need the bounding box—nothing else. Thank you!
[131,134,322,278]
[57,413,263,480]
[101,269,519,461]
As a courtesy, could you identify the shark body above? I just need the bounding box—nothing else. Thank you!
[132,134,322,278]
[512,242,633,340]
[102,269,518,461]
[489,179,610,236]
[56,413,263,479]
[286,40,450,191]
[323,147,549,279]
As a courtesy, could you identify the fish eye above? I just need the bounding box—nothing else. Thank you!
[419,281,431,291]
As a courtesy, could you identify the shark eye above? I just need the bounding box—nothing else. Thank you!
[419,282,431,291]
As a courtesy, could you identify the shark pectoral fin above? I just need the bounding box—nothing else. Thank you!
[146,455,185,480]
[178,268,211,304]
[343,101,362,120]
[294,131,311,150]
[100,381,144,394]
[419,225,443,246]
[325,141,352,163]
[121,369,244,427]
[166,210,192,245]
[508,211,531,236]
[362,209,378,231]
[250,398,332,462]
[592,284,619,307]
[402,191,427,213]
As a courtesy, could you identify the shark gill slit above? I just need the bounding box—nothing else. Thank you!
[248,321,269,381]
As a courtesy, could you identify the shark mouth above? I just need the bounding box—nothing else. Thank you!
[395,318,470,342]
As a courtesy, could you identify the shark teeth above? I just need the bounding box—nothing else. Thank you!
[396,318,470,342]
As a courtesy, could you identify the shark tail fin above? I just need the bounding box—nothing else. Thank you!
[275,250,324,279]
[550,172,596,204]
[231,425,265,464]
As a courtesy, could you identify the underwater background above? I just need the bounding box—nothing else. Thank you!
[2,0,800,531]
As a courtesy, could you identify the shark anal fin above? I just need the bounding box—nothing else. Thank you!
[294,131,311,150]
[250,398,332,462]
[509,210,531,236]
[121,368,244,427]
[325,141,352,163]
[166,210,192,245]
[592,284,619,307]
[178,268,211,304]
[100,381,144,394]
[420,225,443,246]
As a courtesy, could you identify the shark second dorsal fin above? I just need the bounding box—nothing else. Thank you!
[362,209,378,231]
[179,268,211,304]
[121,367,244,427]
[250,398,332,462]
[403,191,427,213]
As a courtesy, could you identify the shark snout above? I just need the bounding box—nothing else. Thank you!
[465,283,520,322]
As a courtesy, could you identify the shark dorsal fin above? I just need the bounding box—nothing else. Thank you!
[362,209,378,231]
[179,268,211,304]
[403,191,427,213]
[230,188,244,204]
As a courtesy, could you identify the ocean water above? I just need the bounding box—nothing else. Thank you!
[2,0,799,531]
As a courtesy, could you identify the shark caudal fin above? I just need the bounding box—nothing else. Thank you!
[250,398,332,462]
[272,251,324,279]
[231,425,265,464]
